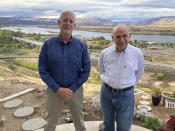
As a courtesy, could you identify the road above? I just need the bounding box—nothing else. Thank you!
[13,37,43,46]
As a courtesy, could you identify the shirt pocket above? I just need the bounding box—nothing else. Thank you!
[120,62,134,80]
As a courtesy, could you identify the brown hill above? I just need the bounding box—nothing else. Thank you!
[75,18,115,26]
[131,16,175,27]
[149,17,175,27]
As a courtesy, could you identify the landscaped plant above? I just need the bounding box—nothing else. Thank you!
[161,115,175,131]
[152,87,163,97]
[170,91,175,98]
[152,86,163,106]
[144,116,161,131]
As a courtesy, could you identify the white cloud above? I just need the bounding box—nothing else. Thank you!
[0,0,175,22]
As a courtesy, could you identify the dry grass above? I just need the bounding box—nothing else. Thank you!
[129,26,175,35]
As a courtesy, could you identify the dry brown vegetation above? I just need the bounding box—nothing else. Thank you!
[129,26,175,35]
[42,25,175,35]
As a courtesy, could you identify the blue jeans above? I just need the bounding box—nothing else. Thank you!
[100,83,135,131]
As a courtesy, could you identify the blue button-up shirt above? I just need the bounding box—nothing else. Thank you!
[39,36,91,92]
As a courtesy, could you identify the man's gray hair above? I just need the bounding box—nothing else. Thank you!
[59,10,75,20]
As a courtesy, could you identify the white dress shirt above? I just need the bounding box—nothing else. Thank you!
[98,44,144,89]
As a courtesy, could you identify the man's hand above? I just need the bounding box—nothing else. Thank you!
[56,87,72,100]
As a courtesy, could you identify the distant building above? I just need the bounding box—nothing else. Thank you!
[147,41,156,44]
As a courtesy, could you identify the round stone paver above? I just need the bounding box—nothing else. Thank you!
[4,99,23,109]
[22,118,46,131]
[139,101,150,105]
[137,105,152,112]
[14,107,34,118]
[141,95,149,100]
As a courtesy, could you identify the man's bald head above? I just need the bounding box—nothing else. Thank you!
[112,24,131,52]
[112,24,130,36]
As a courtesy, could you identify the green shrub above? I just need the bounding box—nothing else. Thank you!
[8,64,16,70]
[83,112,89,116]
[0,47,15,54]
[15,50,27,55]
[153,73,165,81]
[144,117,161,131]
[0,70,5,76]
[144,55,152,62]
[156,73,164,79]
[13,60,38,71]
[62,109,70,114]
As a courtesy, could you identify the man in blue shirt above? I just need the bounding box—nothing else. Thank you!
[39,10,91,131]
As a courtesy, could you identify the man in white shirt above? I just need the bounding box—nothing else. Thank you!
[98,24,144,131]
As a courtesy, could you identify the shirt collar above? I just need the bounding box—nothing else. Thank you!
[113,44,129,54]
[57,35,74,44]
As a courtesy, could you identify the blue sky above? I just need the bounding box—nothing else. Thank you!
[0,0,175,22]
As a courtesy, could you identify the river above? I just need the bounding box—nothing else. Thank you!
[1,26,175,43]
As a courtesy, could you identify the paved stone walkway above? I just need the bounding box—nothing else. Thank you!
[35,121,152,131]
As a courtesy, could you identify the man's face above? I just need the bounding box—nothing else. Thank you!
[112,28,131,52]
[58,12,76,35]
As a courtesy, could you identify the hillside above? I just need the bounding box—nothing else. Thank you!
[0,17,115,26]
[75,18,114,26]
[0,17,57,26]
[1,16,175,27]
[131,16,175,27]
[149,17,175,27]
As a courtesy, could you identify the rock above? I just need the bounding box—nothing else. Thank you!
[91,97,101,111]
[154,81,163,87]
[134,110,152,121]
[137,105,152,112]
[139,101,150,105]
[141,94,149,100]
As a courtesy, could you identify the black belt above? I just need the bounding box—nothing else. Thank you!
[104,83,133,93]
